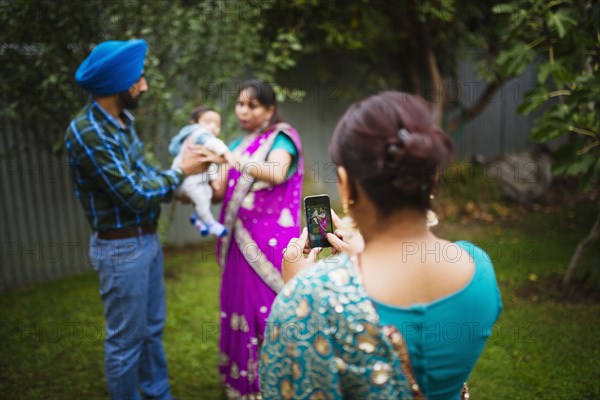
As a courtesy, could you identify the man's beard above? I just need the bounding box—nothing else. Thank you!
[117,90,142,110]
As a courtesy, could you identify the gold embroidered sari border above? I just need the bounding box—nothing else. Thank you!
[234,219,284,294]
[218,130,279,267]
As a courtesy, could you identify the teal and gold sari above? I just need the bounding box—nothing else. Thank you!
[259,254,416,399]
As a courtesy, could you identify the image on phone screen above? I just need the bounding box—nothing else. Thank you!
[304,195,333,248]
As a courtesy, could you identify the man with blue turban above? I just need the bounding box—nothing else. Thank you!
[65,39,208,400]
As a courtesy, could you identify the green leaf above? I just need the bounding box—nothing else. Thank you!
[518,86,550,114]
[537,63,553,84]
[530,124,567,142]
[581,167,598,192]
[552,163,568,175]
[498,42,536,76]
[492,3,516,14]
[566,153,597,176]
[52,139,65,155]
[547,10,577,38]
[565,153,596,175]
[529,104,573,141]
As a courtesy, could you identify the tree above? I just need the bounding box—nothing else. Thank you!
[1,0,295,158]
[1,1,109,151]
[261,0,514,134]
[260,0,599,284]
[493,0,599,285]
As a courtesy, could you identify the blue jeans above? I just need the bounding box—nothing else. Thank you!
[90,233,172,400]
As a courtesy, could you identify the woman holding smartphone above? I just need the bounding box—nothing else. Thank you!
[210,80,304,399]
[260,91,502,399]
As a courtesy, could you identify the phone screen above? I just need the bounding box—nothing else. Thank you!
[304,195,334,248]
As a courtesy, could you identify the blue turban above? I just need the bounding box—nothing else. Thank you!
[75,39,147,95]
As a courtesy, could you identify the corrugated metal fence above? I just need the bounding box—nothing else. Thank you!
[452,61,536,160]
[1,119,91,289]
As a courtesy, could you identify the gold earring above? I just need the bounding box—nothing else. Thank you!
[426,209,438,228]
[342,199,355,213]
[260,119,269,131]
[339,199,357,238]
[426,192,437,227]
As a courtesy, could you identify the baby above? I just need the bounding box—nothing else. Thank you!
[169,106,232,237]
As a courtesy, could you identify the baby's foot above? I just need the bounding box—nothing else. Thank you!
[208,222,227,238]
[189,213,209,236]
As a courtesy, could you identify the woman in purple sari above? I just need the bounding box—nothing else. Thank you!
[211,80,303,399]
[317,207,329,237]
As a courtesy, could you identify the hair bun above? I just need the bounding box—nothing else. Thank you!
[329,91,454,216]
[385,142,406,168]
[384,128,412,169]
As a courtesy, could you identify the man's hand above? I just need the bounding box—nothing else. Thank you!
[198,147,227,165]
[175,194,191,204]
[179,141,228,176]
[179,143,210,175]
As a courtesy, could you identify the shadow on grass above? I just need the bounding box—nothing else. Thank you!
[516,272,600,304]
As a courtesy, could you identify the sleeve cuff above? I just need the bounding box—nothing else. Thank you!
[172,166,186,181]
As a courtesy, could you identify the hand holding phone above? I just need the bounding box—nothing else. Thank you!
[327,209,365,256]
[304,194,334,248]
[281,227,322,284]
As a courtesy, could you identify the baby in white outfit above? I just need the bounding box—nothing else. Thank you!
[169,107,231,237]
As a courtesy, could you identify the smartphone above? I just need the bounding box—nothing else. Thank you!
[304,194,334,248]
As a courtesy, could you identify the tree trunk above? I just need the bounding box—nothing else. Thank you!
[426,47,445,125]
[446,80,505,135]
[408,62,422,97]
[563,198,600,286]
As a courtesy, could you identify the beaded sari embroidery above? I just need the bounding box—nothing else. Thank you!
[260,254,415,399]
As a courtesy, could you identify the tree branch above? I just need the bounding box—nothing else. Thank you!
[414,17,446,125]
[563,197,600,285]
[446,80,505,135]
[408,62,422,96]
[426,47,446,125]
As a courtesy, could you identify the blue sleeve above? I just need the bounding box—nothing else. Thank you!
[271,132,298,157]
[229,133,296,155]
[229,133,298,177]
[228,137,243,151]
[456,240,503,319]
[270,132,298,178]
[168,124,198,156]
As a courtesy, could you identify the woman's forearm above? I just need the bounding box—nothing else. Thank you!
[234,149,292,185]
[210,165,228,203]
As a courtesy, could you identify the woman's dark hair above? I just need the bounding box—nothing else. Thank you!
[189,105,214,123]
[329,91,453,215]
[238,80,283,125]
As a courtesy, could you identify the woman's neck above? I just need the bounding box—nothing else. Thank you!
[358,209,433,248]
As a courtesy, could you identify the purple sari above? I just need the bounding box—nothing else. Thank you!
[317,211,328,237]
[216,123,303,399]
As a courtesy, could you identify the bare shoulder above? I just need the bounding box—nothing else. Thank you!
[426,239,476,291]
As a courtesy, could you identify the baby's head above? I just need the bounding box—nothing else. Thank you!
[190,105,221,136]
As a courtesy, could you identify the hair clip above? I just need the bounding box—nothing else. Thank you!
[398,128,411,143]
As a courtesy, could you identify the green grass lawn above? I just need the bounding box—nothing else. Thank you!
[1,200,599,399]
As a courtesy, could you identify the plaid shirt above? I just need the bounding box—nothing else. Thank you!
[65,101,183,232]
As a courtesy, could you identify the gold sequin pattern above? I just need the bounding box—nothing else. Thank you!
[259,254,415,398]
